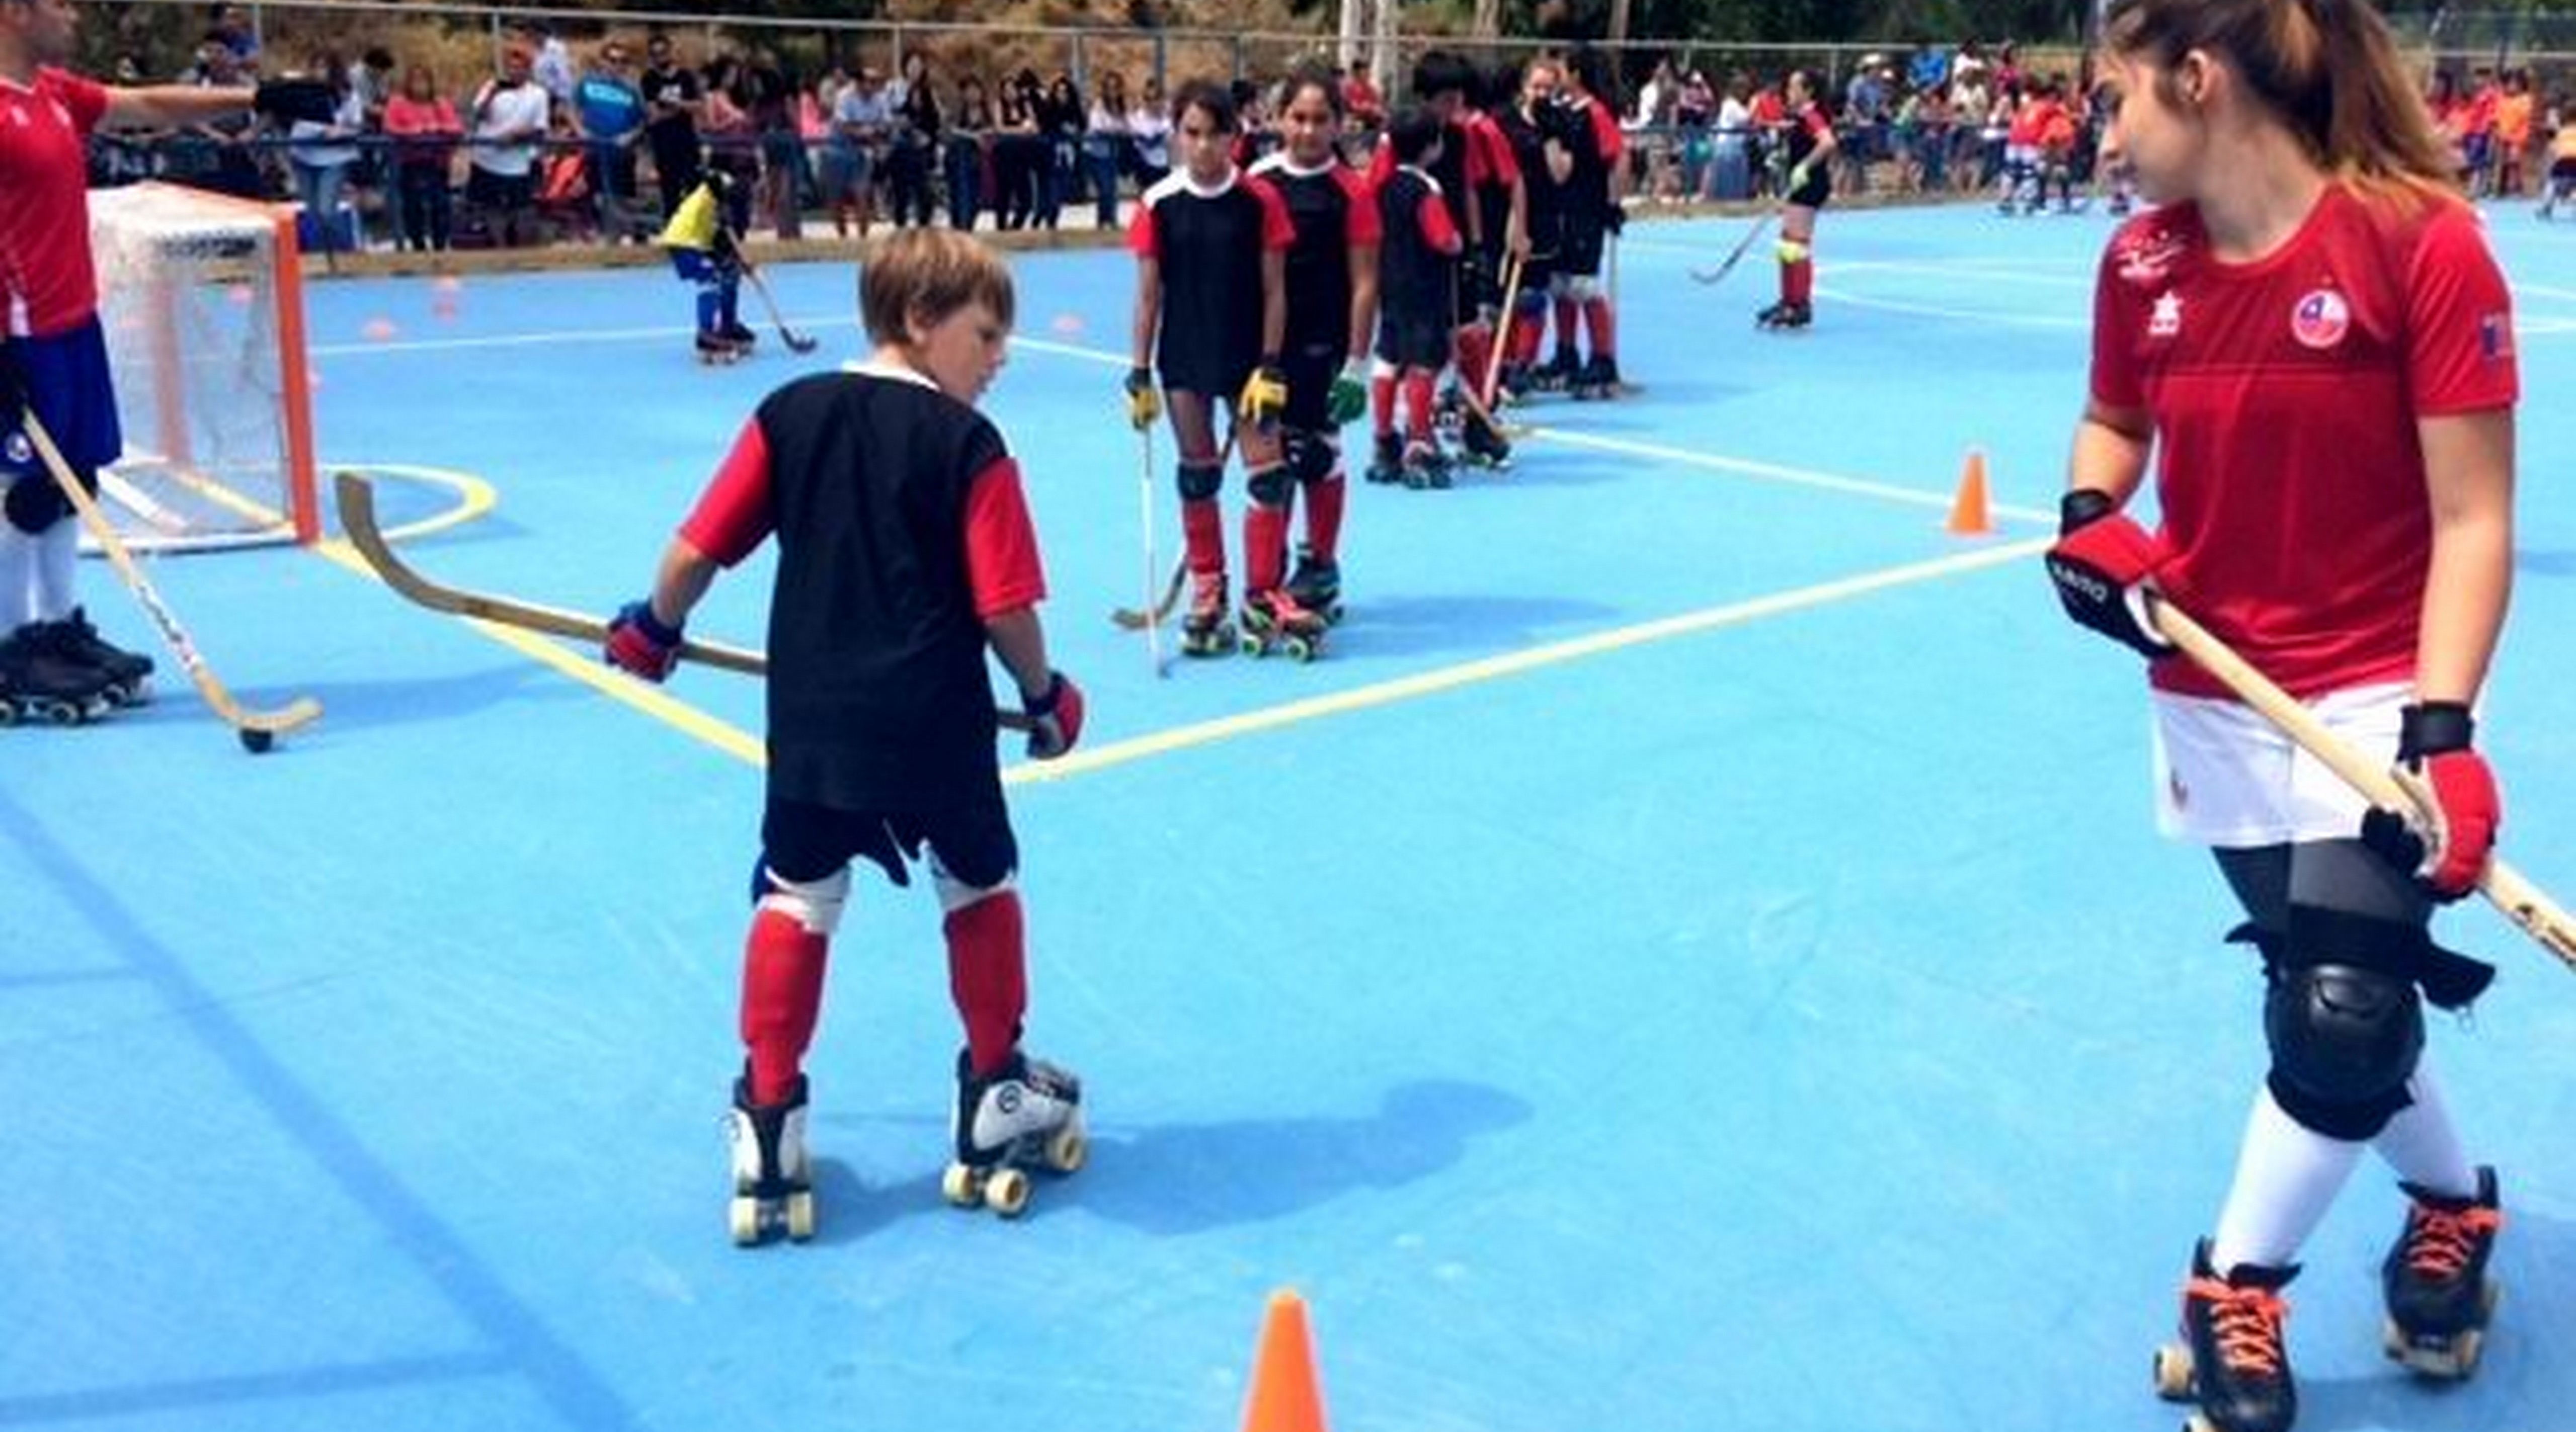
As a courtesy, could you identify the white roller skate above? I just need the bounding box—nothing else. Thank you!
[941,1049,1085,1219]
[727,1073,815,1245]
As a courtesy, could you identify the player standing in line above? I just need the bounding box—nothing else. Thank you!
[1125,79,1294,658]
[2045,2,2518,1427]
[605,228,1088,1235]
[1366,51,1512,468]
[659,169,757,363]
[0,0,306,723]
[1495,56,1572,403]
[1247,66,1380,635]
[1369,106,1469,490]
[1755,68,1836,331]
[1552,48,1629,393]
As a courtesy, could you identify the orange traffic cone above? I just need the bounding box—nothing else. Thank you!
[1239,1289,1330,1432]
[1946,448,1994,536]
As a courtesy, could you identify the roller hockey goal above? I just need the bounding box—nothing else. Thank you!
[86,182,319,550]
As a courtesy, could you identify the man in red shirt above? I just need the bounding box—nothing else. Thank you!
[0,0,288,722]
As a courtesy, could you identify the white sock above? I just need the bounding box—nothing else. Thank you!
[2209,1084,2364,1272]
[2372,1062,2477,1198]
[0,517,34,631]
[32,519,76,622]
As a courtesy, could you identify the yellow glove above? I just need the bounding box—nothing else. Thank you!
[1237,362,1289,429]
[1123,367,1160,431]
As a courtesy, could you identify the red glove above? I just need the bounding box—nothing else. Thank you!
[604,599,683,683]
[2046,490,2173,658]
[2362,702,2500,901]
[1022,670,1084,761]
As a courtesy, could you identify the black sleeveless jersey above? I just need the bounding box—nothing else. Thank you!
[1133,167,1290,387]
[1247,153,1372,361]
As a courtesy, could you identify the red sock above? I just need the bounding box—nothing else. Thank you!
[1510,311,1545,366]
[1244,488,1289,593]
[1454,324,1493,399]
[1370,371,1397,437]
[945,891,1028,1078]
[1305,472,1345,563]
[1181,495,1225,575]
[740,908,829,1105]
[1787,254,1814,305]
[1582,296,1616,359]
[1402,371,1436,444]
[1552,296,1580,355]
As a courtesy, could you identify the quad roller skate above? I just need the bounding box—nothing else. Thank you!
[695,331,748,365]
[1239,586,1328,661]
[1401,438,1454,491]
[1570,355,1626,402]
[727,1072,815,1245]
[1458,405,1514,468]
[1362,432,1405,485]
[1179,569,1235,657]
[2382,1166,2503,1379]
[36,608,153,707]
[2152,1240,2299,1432]
[1530,350,1578,394]
[941,1049,1085,1219]
[0,624,116,727]
[1284,544,1343,626]
[1754,299,1813,331]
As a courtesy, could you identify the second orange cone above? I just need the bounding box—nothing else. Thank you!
[1946,447,1994,536]
[1239,1288,1330,1432]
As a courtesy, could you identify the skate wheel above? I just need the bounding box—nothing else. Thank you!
[983,1167,1031,1218]
[2151,1343,2194,1401]
[1239,631,1265,658]
[729,1196,762,1246]
[1284,635,1316,663]
[940,1163,982,1208]
[784,1190,817,1241]
[1042,1123,1087,1174]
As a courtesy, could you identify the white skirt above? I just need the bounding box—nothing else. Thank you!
[2150,682,2410,849]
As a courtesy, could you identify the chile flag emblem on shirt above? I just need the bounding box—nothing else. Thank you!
[2291,289,2350,350]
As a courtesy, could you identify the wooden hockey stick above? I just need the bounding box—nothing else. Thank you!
[339,473,1038,732]
[1478,248,1525,408]
[2149,594,2576,970]
[22,410,319,752]
[742,264,821,354]
[1110,426,1239,630]
[1691,204,1779,285]
[1135,425,1167,675]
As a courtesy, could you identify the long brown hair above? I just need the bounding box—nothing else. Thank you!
[2102,0,2456,203]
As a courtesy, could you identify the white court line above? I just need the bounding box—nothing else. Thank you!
[1527,427,2057,526]
[1811,284,2092,329]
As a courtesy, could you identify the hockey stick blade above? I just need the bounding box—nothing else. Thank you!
[24,411,320,748]
[2148,594,2576,972]
[1112,559,1187,631]
[337,474,1037,730]
[1692,210,1779,286]
[745,265,822,355]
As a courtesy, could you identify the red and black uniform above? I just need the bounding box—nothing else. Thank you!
[1555,92,1623,280]
[1373,165,1465,446]
[2091,189,2517,701]
[1783,99,1834,210]
[1498,97,1565,294]
[1129,166,1296,403]
[1462,107,1521,306]
[676,366,1046,886]
[1248,152,1379,429]
[1370,123,1475,325]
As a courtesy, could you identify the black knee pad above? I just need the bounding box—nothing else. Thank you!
[4,473,70,534]
[1284,428,1339,486]
[1175,461,1224,503]
[1245,461,1292,508]
[2264,961,2423,1139]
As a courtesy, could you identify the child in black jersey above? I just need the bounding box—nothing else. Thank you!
[1370,106,1468,489]
[1124,79,1296,656]
[605,228,1090,1236]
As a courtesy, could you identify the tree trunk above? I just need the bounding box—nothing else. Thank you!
[1473,0,1502,39]
[1606,0,1633,90]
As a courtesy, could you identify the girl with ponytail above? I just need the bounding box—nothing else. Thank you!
[2044,3,2522,1428]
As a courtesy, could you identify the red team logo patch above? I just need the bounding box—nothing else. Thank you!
[2291,289,2349,350]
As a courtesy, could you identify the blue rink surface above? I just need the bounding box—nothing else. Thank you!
[9,202,2576,1432]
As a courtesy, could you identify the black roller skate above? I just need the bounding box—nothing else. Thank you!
[1531,349,1579,394]
[941,1048,1085,1219]
[1496,360,1532,405]
[37,607,153,706]
[727,1072,815,1245]
[695,331,746,366]
[1239,586,1328,661]
[1401,437,1453,491]
[2153,1240,2298,1432]
[1284,544,1343,626]
[721,320,758,357]
[1432,383,1465,439]
[1571,355,1626,401]
[0,624,116,727]
[1179,569,1234,657]
[1362,432,1405,485]
[2382,1166,2503,1379]
[1459,405,1514,468]
[1755,299,1813,331]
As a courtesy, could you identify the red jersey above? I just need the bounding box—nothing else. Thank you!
[1,69,110,338]
[2089,186,2518,700]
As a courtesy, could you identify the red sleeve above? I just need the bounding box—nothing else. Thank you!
[1804,106,1836,141]
[2087,239,2144,412]
[1365,140,1394,190]
[2405,205,2519,415]
[46,70,109,134]
[1419,191,1462,254]
[1126,193,1160,258]
[676,419,776,567]
[963,456,1048,618]
[1252,176,1297,249]
[1338,167,1382,246]
[1588,100,1624,162]
[1474,116,1520,185]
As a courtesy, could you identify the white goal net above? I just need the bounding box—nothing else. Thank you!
[87,182,318,551]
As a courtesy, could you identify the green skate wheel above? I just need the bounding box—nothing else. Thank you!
[984,1167,1031,1218]
[1284,635,1316,663]
[1239,630,1263,658]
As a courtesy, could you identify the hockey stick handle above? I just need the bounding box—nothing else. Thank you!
[335,474,1035,730]
[741,264,819,351]
[1480,248,1524,407]
[2147,594,2576,969]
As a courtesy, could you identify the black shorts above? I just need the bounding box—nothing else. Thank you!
[762,793,1019,891]
[1156,349,1260,409]
[1281,343,1340,432]
[1787,172,1832,210]
[1558,222,1605,281]
[1375,309,1451,370]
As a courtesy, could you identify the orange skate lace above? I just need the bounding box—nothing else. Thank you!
[2187,1276,2289,1377]
[2404,1201,2502,1280]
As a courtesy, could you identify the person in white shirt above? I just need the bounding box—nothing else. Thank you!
[468,44,551,246]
